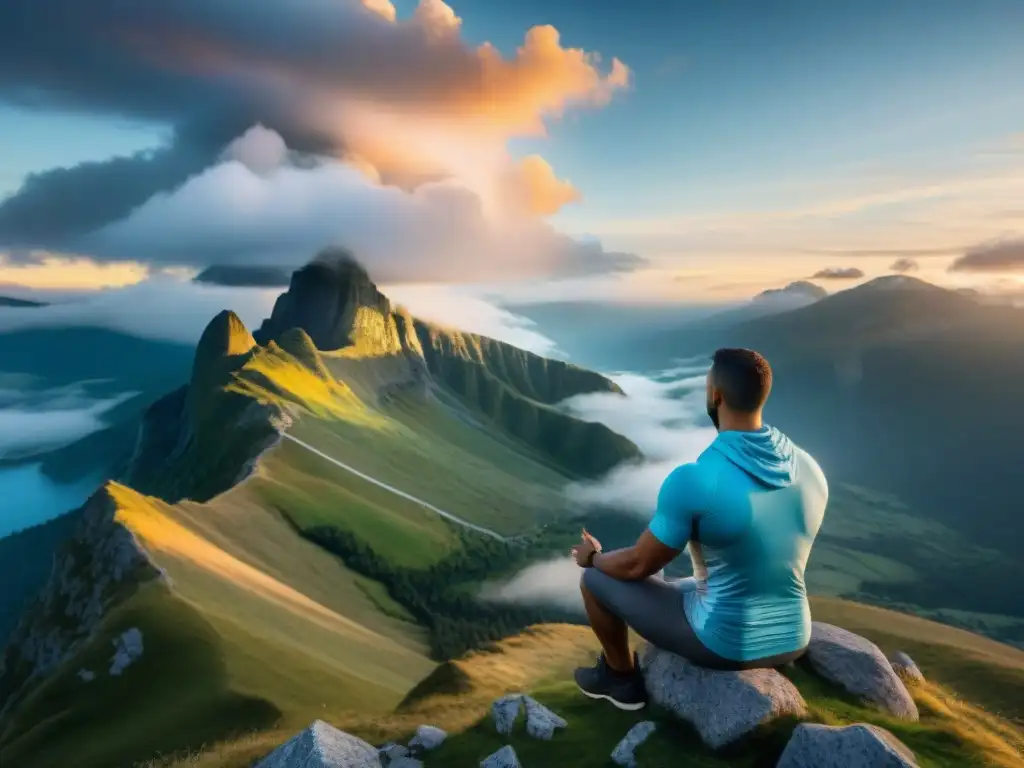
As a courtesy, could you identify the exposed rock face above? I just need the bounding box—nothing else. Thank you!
[0,488,164,720]
[640,644,807,748]
[407,724,446,751]
[889,651,925,686]
[255,249,394,351]
[611,721,657,767]
[806,623,919,720]
[255,720,381,768]
[777,723,918,768]
[386,758,422,768]
[480,745,520,768]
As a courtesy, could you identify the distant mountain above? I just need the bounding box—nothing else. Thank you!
[193,264,292,287]
[603,280,827,366]
[0,295,46,307]
[654,275,1024,566]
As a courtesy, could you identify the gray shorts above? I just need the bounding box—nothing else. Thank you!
[582,568,805,671]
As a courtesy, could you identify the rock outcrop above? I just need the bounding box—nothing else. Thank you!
[641,644,807,748]
[611,721,657,767]
[0,487,164,720]
[480,745,520,768]
[109,627,144,676]
[806,623,919,720]
[777,723,918,767]
[255,720,380,768]
[889,651,925,686]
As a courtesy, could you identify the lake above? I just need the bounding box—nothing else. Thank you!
[0,463,99,538]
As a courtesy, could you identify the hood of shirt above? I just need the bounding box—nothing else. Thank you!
[710,426,796,488]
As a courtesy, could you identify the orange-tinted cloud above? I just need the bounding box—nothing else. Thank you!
[503,156,583,216]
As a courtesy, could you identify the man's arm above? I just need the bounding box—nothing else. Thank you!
[592,529,680,582]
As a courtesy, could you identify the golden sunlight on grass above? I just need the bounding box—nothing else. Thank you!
[107,482,390,644]
[0,253,147,289]
[227,345,386,429]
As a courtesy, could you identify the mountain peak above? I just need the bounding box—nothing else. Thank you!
[254,248,392,351]
[844,274,941,294]
[197,310,257,359]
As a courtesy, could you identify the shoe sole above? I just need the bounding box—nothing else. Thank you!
[577,686,647,711]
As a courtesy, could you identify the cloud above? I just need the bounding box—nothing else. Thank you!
[482,364,715,611]
[810,267,865,280]
[479,556,585,613]
[384,284,558,356]
[0,278,278,345]
[0,270,561,356]
[0,390,135,458]
[889,258,919,273]
[947,237,1024,273]
[0,0,629,245]
[561,365,716,512]
[75,132,641,282]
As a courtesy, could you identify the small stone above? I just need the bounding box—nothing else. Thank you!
[889,651,925,686]
[408,724,446,751]
[77,669,95,682]
[109,627,144,676]
[611,721,657,767]
[378,743,409,764]
[523,695,567,740]
[480,745,520,768]
[492,694,524,735]
[255,720,381,767]
[806,624,918,720]
[777,723,917,767]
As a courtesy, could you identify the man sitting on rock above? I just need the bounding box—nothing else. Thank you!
[572,348,828,710]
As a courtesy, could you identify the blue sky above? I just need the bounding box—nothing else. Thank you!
[0,0,1022,299]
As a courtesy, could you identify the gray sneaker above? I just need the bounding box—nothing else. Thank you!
[574,653,647,711]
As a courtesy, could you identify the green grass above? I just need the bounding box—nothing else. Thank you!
[161,619,1023,768]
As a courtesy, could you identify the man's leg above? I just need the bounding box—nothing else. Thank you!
[580,572,634,672]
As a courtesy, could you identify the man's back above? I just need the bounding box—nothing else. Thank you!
[651,426,828,662]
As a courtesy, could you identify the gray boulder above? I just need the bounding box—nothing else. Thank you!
[889,651,925,686]
[611,721,657,767]
[387,759,423,768]
[523,695,567,740]
[778,723,918,767]
[480,745,520,768]
[806,624,919,720]
[255,720,381,767]
[641,645,806,748]
[492,694,524,735]
[408,725,446,751]
[377,743,408,763]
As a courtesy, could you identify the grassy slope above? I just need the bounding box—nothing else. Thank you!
[161,610,1024,768]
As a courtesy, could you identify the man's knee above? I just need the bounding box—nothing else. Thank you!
[580,565,604,598]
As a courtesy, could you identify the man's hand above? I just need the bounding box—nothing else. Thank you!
[571,529,602,567]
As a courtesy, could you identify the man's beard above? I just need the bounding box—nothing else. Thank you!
[706,402,720,431]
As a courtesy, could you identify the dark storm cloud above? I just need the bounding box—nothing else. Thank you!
[810,267,865,280]
[948,238,1024,273]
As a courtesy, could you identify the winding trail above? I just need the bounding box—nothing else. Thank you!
[281,432,507,541]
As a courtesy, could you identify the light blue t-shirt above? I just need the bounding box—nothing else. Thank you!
[649,426,828,662]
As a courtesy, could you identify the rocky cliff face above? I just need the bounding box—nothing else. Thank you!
[0,487,164,720]
[255,248,395,351]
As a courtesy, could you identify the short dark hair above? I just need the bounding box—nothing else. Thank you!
[710,348,773,412]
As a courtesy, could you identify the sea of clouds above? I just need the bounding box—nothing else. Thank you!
[481,358,717,613]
